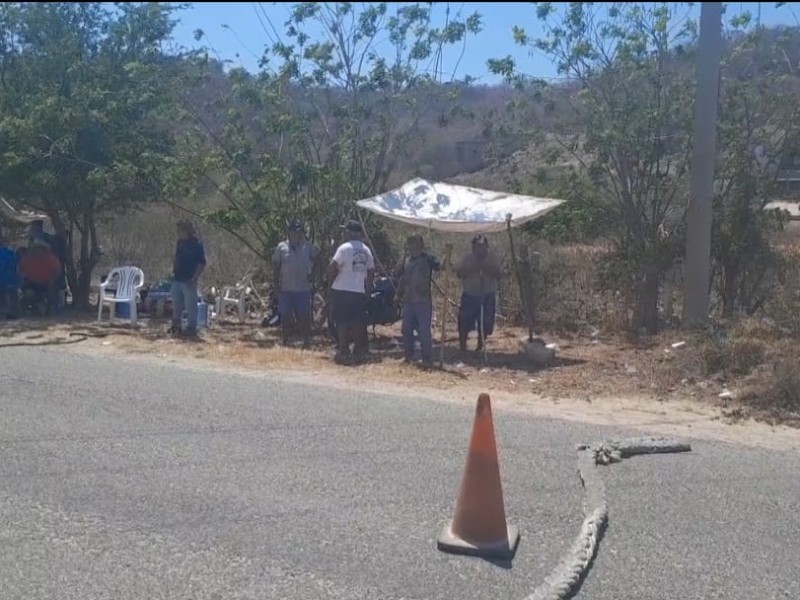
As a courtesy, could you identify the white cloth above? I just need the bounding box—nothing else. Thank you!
[331,240,375,293]
[355,178,566,234]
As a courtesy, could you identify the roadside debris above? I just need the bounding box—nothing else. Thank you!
[520,337,557,366]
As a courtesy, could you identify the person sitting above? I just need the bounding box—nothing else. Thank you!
[0,229,20,320]
[19,239,61,315]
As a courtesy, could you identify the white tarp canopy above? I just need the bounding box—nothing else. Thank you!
[355,178,566,234]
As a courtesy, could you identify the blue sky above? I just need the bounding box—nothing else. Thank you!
[170,2,796,84]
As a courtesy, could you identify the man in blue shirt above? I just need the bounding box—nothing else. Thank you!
[0,228,20,319]
[170,220,206,337]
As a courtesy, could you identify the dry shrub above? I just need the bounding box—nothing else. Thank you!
[764,358,800,410]
[700,337,766,377]
[763,242,800,335]
[531,242,627,333]
[740,356,800,427]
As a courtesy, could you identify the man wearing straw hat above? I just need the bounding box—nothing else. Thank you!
[455,235,503,353]
[169,220,206,338]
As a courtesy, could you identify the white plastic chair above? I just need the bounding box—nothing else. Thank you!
[97,266,145,325]
[215,276,250,323]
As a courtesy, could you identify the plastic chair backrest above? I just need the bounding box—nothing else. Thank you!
[107,266,144,300]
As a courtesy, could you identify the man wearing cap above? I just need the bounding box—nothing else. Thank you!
[396,234,441,367]
[328,219,375,363]
[455,235,503,352]
[170,220,206,337]
[272,219,319,348]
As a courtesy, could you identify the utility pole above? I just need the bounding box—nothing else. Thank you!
[682,2,723,329]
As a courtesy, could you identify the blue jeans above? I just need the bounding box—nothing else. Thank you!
[171,280,198,330]
[402,301,433,364]
[458,293,496,337]
[278,291,312,320]
[1,286,19,319]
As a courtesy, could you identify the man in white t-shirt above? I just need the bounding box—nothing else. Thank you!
[328,220,375,364]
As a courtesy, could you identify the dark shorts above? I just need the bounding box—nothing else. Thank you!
[278,291,312,319]
[331,289,368,326]
[458,293,496,336]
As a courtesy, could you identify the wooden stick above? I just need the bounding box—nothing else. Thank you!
[439,243,454,368]
[506,215,534,342]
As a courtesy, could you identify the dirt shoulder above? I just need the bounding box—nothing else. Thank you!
[1,316,799,452]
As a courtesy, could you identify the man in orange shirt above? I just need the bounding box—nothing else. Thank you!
[19,239,60,314]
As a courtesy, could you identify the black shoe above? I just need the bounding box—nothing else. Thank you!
[334,352,351,365]
[166,324,181,336]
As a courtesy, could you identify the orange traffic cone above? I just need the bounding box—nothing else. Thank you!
[437,393,520,560]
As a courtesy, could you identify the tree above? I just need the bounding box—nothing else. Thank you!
[490,2,697,334]
[169,2,482,277]
[0,2,186,307]
[710,21,800,317]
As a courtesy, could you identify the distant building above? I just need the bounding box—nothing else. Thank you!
[776,151,800,195]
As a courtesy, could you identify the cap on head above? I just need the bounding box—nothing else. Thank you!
[177,220,197,237]
[287,219,305,233]
[342,219,363,235]
[471,234,489,246]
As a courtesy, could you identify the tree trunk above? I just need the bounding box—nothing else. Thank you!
[632,265,661,335]
[48,212,77,307]
[72,208,100,309]
[518,244,536,326]
[721,261,739,319]
[75,256,97,309]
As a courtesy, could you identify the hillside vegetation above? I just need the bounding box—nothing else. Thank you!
[2,2,800,422]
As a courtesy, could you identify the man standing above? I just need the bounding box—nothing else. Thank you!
[272,220,319,348]
[170,220,206,338]
[396,234,441,367]
[28,219,67,311]
[328,220,374,364]
[19,239,60,314]
[0,228,20,319]
[455,235,503,353]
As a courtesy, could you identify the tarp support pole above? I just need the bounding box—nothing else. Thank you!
[357,210,395,291]
[506,215,534,343]
[438,241,453,368]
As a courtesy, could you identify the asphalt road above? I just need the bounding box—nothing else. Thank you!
[0,345,798,600]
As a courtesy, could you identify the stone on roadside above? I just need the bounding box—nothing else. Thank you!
[520,338,556,366]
